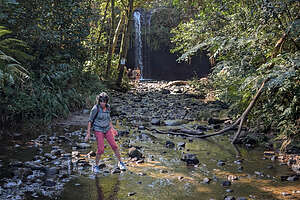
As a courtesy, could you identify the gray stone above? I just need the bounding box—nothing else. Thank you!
[44,179,56,187]
[181,153,199,165]
[128,147,143,159]
[222,181,231,187]
[76,143,91,149]
[163,120,187,126]
[224,196,235,200]
[166,141,175,148]
[151,118,161,125]
[46,167,59,176]
[177,142,186,148]
[203,177,211,184]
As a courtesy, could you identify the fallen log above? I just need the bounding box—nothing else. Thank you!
[145,127,192,137]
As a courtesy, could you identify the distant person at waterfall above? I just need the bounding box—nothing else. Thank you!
[85,92,126,173]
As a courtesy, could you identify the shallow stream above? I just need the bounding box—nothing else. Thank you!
[1,82,299,200]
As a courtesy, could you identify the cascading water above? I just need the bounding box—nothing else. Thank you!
[133,11,144,79]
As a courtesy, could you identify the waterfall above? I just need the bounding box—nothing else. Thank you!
[133,11,144,79]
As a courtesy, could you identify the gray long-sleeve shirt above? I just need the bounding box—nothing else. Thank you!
[88,104,111,133]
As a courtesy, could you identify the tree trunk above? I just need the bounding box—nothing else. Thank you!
[105,0,115,78]
[117,0,134,87]
[112,13,125,54]
[96,0,110,46]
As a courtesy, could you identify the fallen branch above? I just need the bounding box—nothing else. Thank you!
[144,79,268,141]
[196,79,268,142]
[145,127,193,137]
[232,79,268,143]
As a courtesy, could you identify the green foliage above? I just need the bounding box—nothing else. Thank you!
[0,0,106,126]
[0,26,30,91]
[170,0,300,148]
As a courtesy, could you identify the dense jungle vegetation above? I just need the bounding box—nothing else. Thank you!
[0,0,299,149]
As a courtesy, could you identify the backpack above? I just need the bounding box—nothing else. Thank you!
[91,105,100,130]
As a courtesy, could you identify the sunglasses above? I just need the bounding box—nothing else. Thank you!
[99,97,107,103]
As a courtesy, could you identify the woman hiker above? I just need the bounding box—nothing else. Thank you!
[85,92,126,172]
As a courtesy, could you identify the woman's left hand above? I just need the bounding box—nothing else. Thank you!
[111,127,118,136]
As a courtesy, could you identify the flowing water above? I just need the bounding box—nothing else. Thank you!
[0,82,299,200]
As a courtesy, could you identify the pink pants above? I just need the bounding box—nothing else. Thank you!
[94,128,118,155]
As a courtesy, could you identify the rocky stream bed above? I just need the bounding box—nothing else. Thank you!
[0,81,299,200]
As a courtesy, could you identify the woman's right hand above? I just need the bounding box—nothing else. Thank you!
[85,131,90,142]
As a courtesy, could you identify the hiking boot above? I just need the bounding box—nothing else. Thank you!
[118,161,127,171]
[93,165,101,173]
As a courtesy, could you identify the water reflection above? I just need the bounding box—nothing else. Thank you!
[95,175,120,200]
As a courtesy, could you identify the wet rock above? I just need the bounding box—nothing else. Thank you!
[254,171,264,177]
[128,192,136,196]
[161,89,170,94]
[166,141,175,148]
[46,167,59,176]
[238,166,243,171]
[88,151,96,157]
[226,189,233,193]
[4,181,18,188]
[213,124,221,129]
[111,168,121,174]
[118,130,130,137]
[13,168,32,179]
[44,179,56,187]
[227,175,238,181]
[76,143,91,149]
[128,147,143,160]
[62,153,71,157]
[234,160,243,165]
[24,161,44,170]
[181,153,199,165]
[194,125,208,131]
[281,192,291,196]
[208,118,226,125]
[177,142,186,148]
[160,169,168,173]
[44,153,57,160]
[138,172,147,176]
[12,132,23,139]
[98,162,106,169]
[222,181,231,187]
[287,175,299,181]
[51,149,62,156]
[151,118,161,125]
[72,151,80,157]
[224,196,235,200]
[202,177,211,184]
[136,159,144,164]
[163,120,187,126]
[264,151,275,156]
[287,158,296,165]
[270,155,277,161]
[217,160,226,166]
[280,176,289,181]
[9,161,23,168]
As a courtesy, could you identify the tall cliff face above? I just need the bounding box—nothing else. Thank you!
[127,8,210,81]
